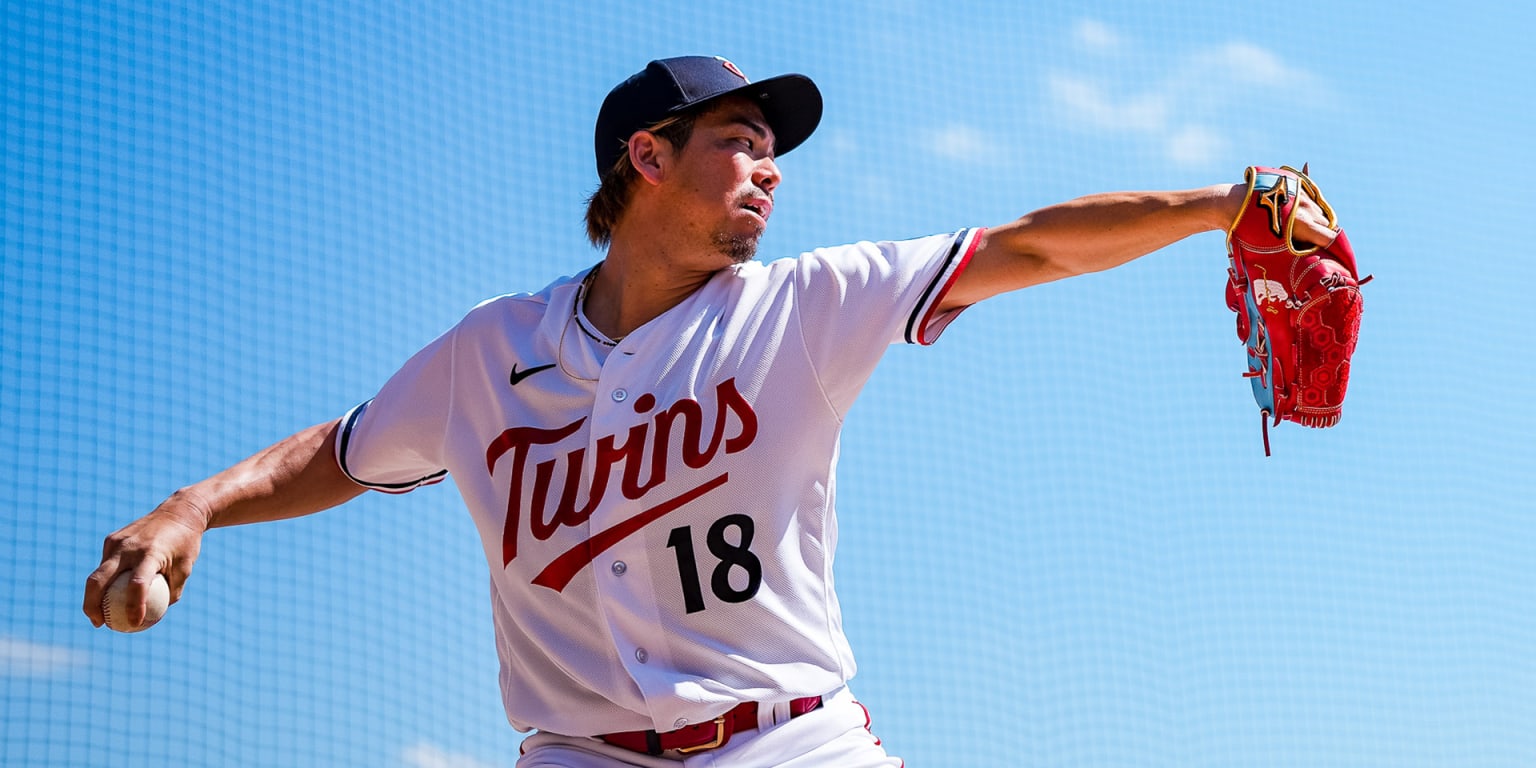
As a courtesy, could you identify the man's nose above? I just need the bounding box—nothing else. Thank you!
[754,156,781,193]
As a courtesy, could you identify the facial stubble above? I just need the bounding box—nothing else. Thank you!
[712,232,759,264]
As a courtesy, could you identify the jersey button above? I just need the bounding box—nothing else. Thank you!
[612,388,628,403]
[634,648,649,664]
[673,718,689,729]
[610,560,627,576]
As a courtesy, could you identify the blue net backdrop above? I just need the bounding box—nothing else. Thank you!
[5,2,1534,766]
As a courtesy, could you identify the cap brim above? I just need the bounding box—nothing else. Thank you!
[679,73,823,159]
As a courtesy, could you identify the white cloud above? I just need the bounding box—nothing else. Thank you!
[823,131,860,157]
[1046,25,1324,168]
[1073,19,1123,52]
[1046,74,1168,133]
[929,123,999,163]
[0,635,86,676]
[1166,124,1229,168]
[401,742,501,768]
[1203,42,1297,87]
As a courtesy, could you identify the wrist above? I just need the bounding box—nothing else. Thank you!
[162,487,216,532]
[1200,183,1246,233]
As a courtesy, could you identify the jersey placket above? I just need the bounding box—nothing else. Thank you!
[582,339,694,731]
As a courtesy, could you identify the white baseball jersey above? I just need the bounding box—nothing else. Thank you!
[335,228,983,737]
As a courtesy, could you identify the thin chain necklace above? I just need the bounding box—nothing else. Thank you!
[575,263,622,347]
[557,264,618,381]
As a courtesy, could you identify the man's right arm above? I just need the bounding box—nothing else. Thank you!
[82,419,366,628]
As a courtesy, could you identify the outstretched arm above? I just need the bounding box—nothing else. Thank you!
[83,419,365,628]
[941,182,1337,310]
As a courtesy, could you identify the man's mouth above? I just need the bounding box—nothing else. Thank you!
[741,197,772,223]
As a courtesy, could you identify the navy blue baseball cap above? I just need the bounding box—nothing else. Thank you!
[594,56,823,176]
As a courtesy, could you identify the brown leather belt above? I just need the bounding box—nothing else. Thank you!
[598,696,823,755]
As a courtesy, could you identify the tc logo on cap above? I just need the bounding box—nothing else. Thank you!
[715,56,749,83]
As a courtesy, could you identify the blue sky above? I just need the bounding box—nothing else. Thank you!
[4,1,1533,766]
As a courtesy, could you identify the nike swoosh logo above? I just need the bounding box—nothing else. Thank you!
[509,363,556,386]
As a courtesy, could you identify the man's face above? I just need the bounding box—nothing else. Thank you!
[663,98,781,264]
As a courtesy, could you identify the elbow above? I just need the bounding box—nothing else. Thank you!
[1002,244,1084,288]
[984,224,1086,287]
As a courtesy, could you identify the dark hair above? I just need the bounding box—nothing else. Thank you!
[584,112,699,248]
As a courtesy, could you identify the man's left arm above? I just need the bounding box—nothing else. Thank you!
[941,182,1336,310]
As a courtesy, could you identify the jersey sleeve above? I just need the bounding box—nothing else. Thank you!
[333,326,457,493]
[792,227,983,409]
[796,228,982,349]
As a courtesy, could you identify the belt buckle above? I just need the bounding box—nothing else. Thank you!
[675,716,728,754]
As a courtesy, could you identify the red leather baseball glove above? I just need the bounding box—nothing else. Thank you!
[1225,165,1369,455]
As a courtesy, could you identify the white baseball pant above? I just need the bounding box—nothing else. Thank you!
[516,687,902,768]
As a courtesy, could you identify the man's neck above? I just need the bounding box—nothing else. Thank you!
[584,238,725,340]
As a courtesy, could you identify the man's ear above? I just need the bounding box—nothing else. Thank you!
[628,131,669,186]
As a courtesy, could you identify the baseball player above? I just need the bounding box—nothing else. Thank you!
[85,56,1341,766]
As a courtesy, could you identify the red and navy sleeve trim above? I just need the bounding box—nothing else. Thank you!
[335,401,448,494]
[903,227,984,345]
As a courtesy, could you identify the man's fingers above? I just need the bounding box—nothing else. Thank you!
[86,526,137,627]
[82,563,115,627]
[1291,195,1339,248]
[1295,220,1338,249]
[165,556,195,604]
[85,525,160,627]
[82,552,132,627]
[158,527,200,605]
[120,561,166,626]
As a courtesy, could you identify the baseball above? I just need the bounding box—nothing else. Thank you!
[102,571,170,633]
